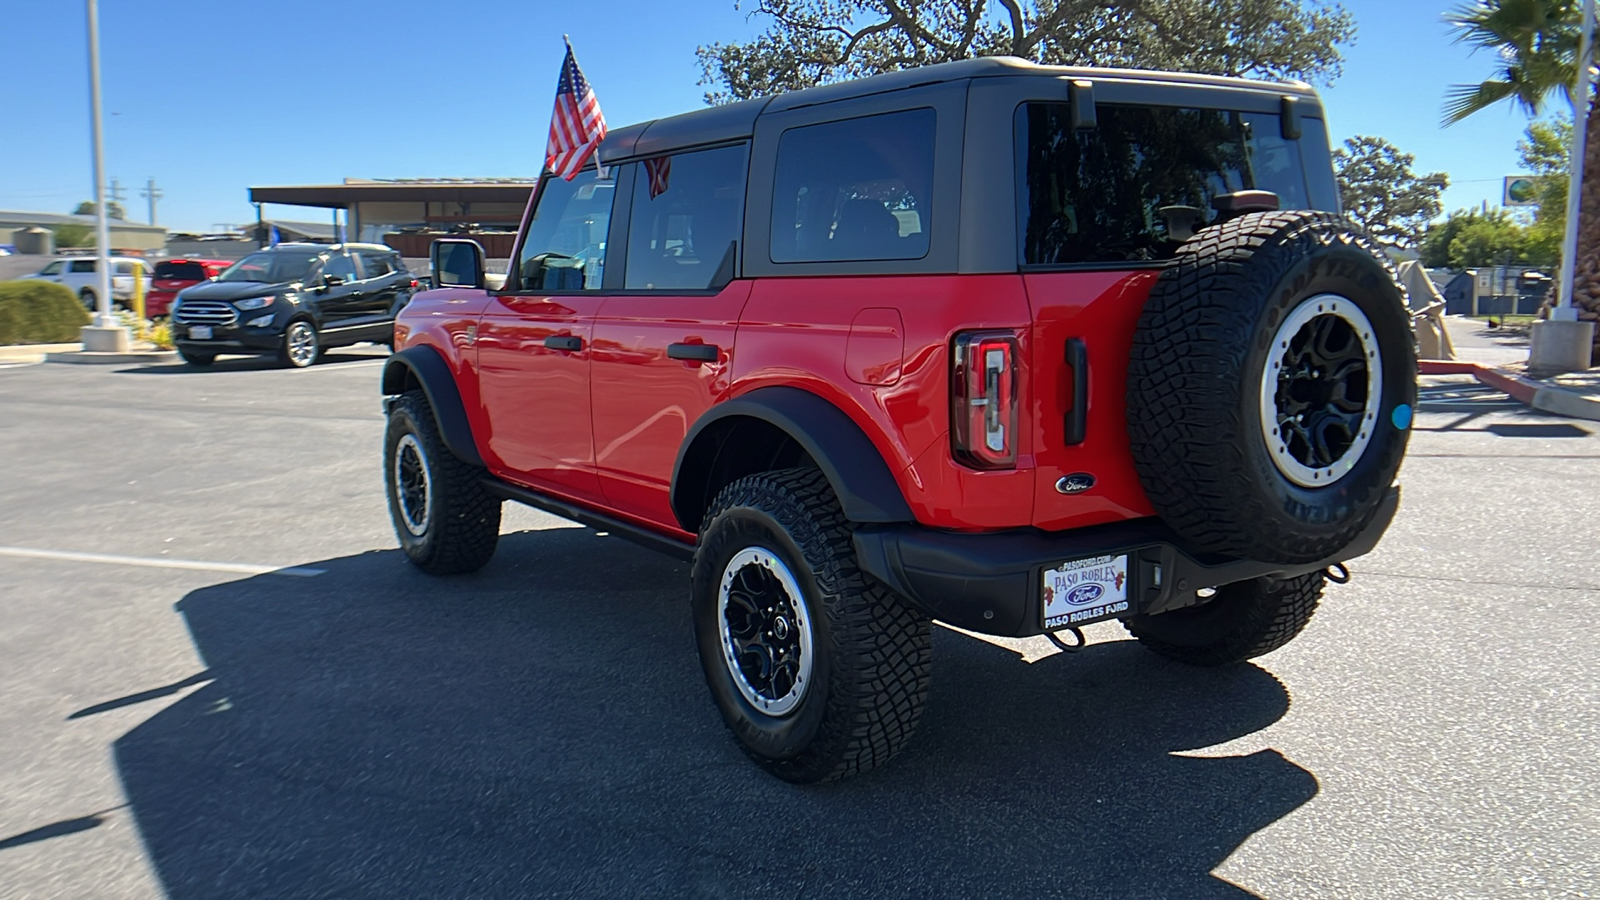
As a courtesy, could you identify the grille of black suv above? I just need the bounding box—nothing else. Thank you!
[173,300,238,325]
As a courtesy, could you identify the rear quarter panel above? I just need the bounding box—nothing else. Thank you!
[733,274,1036,529]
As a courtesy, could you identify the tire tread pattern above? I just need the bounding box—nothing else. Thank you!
[388,389,501,575]
[1127,211,1411,563]
[1124,572,1326,666]
[697,468,931,783]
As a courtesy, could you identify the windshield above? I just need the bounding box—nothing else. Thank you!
[217,251,320,284]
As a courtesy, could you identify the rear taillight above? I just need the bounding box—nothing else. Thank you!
[951,330,1019,469]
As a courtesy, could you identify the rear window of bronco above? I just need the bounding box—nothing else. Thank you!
[1016,102,1338,266]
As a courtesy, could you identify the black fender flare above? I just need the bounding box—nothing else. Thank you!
[381,346,484,467]
[671,386,915,532]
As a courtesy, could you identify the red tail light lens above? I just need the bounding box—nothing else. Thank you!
[951,330,1019,469]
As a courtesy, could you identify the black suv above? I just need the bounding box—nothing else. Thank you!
[172,243,416,368]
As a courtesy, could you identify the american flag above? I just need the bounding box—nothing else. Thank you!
[545,40,607,181]
[644,156,671,199]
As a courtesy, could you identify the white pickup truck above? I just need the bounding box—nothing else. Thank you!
[22,256,153,308]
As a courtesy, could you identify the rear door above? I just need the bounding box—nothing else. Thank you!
[67,259,96,295]
[475,168,619,505]
[589,144,751,529]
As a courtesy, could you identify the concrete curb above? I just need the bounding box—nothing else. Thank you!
[0,342,83,363]
[1419,360,1600,421]
[44,350,178,366]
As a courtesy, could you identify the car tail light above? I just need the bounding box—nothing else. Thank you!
[408,279,419,289]
[951,330,1019,469]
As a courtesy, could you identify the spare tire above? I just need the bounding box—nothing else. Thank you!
[1126,210,1415,564]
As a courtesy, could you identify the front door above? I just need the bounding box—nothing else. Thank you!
[476,167,618,505]
[590,144,751,530]
[309,252,364,330]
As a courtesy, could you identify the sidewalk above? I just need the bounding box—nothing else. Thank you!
[1426,316,1600,421]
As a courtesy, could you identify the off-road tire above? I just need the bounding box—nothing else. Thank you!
[178,350,215,367]
[384,389,501,574]
[691,467,931,784]
[1123,572,1326,666]
[1127,210,1416,564]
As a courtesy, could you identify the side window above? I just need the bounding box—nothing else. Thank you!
[39,262,63,276]
[624,144,747,290]
[319,254,358,283]
[114,261,137,275]
[357,252,393,279]
[517,167,616,291]
[770,108,936,263]
[70,260,96,273]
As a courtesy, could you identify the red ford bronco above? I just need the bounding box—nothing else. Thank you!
[381,57,1414,783]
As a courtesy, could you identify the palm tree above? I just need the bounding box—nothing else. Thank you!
[1445,0,1599,362]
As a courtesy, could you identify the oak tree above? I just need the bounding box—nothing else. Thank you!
[697,0,1356,104]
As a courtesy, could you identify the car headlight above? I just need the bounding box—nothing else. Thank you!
[236,295,275,310]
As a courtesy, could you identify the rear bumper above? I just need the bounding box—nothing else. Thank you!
[853,486,1401,637]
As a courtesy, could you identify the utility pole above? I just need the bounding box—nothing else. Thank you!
[141,177,162,225]
[107,176,126,218]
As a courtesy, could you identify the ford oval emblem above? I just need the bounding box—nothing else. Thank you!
[1067,583,1105,605]
[1056,473,1096,494]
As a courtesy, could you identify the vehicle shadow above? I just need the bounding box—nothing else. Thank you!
[119,349,390,375]
[112,528,1314,899]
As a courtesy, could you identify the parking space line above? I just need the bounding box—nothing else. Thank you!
[0,546,325,577]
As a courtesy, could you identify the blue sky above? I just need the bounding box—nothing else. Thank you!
[0,0,1561,232]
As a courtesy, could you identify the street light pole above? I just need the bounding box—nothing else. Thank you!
[86,0,113,328]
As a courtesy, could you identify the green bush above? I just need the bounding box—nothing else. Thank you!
[0,280,91,344]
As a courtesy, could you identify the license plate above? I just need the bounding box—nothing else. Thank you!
[189,325,213,339]
[1042,554,1131,629]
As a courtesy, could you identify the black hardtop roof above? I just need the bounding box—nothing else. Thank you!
[597,56,1319,165]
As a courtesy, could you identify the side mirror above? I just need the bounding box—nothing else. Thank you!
[431,239,487,290]
[322,273,346,287]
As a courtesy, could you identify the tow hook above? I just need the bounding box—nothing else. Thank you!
[1325,562,1351,584]
[1045,626,1087,653]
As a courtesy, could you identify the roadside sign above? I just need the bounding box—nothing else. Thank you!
[1504,176,1539,207]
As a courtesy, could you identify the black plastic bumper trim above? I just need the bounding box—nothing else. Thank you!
[853,486,1401,637]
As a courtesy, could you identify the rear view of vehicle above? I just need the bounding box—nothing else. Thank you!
[378,57,1415,784]
[148,258,229,317]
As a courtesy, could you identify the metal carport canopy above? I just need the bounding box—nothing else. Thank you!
[248,182,535,208]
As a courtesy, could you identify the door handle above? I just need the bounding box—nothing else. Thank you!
[544,335,583,351]
[1064,338,1088,445]
[667,342,719,362]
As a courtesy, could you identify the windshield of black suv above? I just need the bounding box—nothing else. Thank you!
[217,250,322,284]
[1016,103,1339,265]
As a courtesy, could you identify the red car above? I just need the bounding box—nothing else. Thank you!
[381,58,1415,783]
[147,258,232,317]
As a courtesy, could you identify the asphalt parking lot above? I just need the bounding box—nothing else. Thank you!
[1,354,1597,899]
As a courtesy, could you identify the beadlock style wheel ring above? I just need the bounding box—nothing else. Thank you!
[1259,293,1383,488]
[394,433,432,537]
[718,547,814,716]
